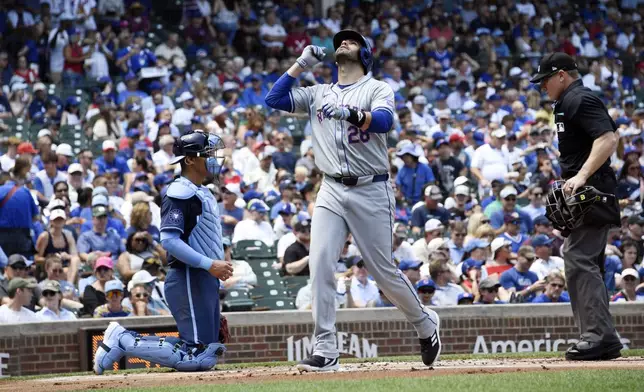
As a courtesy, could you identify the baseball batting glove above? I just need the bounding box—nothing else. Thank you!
[296,45,326,69]
[322,102,350,121]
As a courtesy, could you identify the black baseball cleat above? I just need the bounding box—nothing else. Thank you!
[296,355,340,372]
[420,307,441,366]
[565,340,623,361]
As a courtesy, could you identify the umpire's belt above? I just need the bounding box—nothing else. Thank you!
[327,173,389,186]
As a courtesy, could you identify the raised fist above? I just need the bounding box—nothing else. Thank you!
[296,45,326,69]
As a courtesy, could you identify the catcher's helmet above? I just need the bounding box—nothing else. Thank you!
[545,180,615,230]
[169,130,225,179]
[333,29,373,73]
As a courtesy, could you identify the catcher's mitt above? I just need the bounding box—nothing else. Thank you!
[219,315,230,344]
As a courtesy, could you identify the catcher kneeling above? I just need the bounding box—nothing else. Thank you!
[94,131,233,374]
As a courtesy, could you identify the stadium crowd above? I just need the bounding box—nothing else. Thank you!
[0,0,644,323]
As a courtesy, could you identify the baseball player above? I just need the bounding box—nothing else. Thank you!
[266,30,441,372]
[93,131,233,374]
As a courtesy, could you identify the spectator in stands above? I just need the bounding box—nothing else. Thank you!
[532,271,570,303]
[0,277,39,323]
[485,238,513,278]
[529,235,565,280]
[339,256,379,308]
[490,187,533,234]
[259,10,286,55]
[624,215,644,262]
[521,186,546,220]
[0,160,39,257]
[122,269,169,315]
[416,278,437,306]
[38,255,78,299]
[128,201,162,243]
[95,140,129,181]
[62,28,89,88]
[232,199,274,246]
[393,223,416,262]
[270,178,296,220]
[273,202,296,240]
[500,245,543,303]
[411,185,450,233]
[244,148,277,193]
[36,279,77,321]
[77,204,126,263]
[432,139,467,199]
[8,82,30,118]
[34,208,80,282]
[474,277,505,305]
[93,279,131,318]
[83,256,116,315]
[219,185,243,238]
[117,231,160,282]
[611,268,644,302]
[276,211,309,268]
[398,259,422,286]
[0,254,32,303]
[221,237,256,290]
[430,259,464,306]
[283,218,311,277]
[33,151,67,203]
[497,212,530,252]
[446,221,467,264]
[0,137,19,173]
[152,135,175,174]
[396,144,435,205]
[272,133,297,173]
[412,219,444,262]
[471,128,509,189]
[154,33,186,65]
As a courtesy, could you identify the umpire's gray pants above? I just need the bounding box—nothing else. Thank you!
[309,177,435,359]
[562,225,619,343]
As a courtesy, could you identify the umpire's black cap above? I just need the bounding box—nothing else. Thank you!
[530,52,578,83]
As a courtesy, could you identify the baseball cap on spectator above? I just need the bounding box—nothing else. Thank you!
[94,257,114,271]
[621,268,639,280]
[56,143,74,157]
[67,163,83,175]
[279,179,296,192]
[415,279,436,291]
[8,254,30,268]
[427,238,447,254]
[159,135,175,147]
[393,222,408,238]
[532,234,554,247]
[128,270,157,291]
[92,205,109,217]
[432,131,446,141]
[398,259,423,271]
[449,132,465,144]
[37,129,52,139]
[258,149,274,160]
[454,185,469,196]
[8,278,37,296]
[454,176,469,187]
[472,131,485,146]
[533,216,551,226]
[424,219,443,233]
[93,186,109,197]
[154,173,173,187]
[131,191,153,204]
[461,258,484,275]
[435,139,449,149]
[413,95,427,105]
[518,245,537,260]
[509,67,523,78]
[457,292,475,304]
[42,279,61,294]
[177,91,194,102]
[149,81,163,91]
[436,110,450,120]
[33,82,46,92]
[462,100,477,112]
[627,215,644,225]
[102,140,117,151]
[212,105,227,117]
[127,128,141,138]
[278,203,295,215]
[50,208,66,221]
[491,237,511,254]
[124,72,137,82]
[248,199,268,213]
[396,143,421,157]
[424,185,443,200]
[17,142,38,154]
[491,128,507,139]
[243,131,256,140]
[105,279,124,294]
[464,238,489,253]
[500,186,518,199]
[479,277,501,290]
[132,183,152,194]
[249,73,263,82]
[294,218,311,232]
[92,194,109,207]
[135,141,148,151]
[65,96,80,106]
[504,212,521,225]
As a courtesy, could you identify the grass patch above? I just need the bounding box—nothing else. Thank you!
[109,369,644,392]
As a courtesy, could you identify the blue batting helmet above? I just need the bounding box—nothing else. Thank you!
[333,30,373,73]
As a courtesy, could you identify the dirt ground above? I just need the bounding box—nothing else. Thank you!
[2,357,644,391]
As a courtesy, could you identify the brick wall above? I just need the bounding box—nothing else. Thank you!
[0,304,642,377]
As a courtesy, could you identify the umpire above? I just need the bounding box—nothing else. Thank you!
[530,53,622,361]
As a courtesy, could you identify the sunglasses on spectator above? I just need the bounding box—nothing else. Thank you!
[10,265,27,271]
[453,232,466,237]
[356,261,366,269]
[533,193,543,197]
[96,266,111,273]
[623,276,638,282]
[549,283,565,288]
[525,257,536,263]
[504,196,517,201]
[486,288,499,293]
[135,292,150,299]
[42,290,57,298]
[418,288,436,294]
[135,238,148,244]
[481,219,490,224]
[106,291,122,299]
[52,268,64,274]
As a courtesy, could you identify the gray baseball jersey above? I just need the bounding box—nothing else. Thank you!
[289,76,395,177]
[286,74,437,361]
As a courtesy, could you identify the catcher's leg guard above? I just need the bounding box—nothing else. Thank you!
[93,322,127,375]
[118,331,226,371]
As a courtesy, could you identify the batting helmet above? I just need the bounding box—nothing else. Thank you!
[169,130,225,179]
[545,180,615,230]
[333,30,373,73]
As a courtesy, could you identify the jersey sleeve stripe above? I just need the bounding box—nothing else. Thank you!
[288,91,295,113]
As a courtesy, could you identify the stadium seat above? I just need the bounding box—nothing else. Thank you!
[282,276,309,292]
[249,287,288,300]
[246,258,275,272]
[232,240,275,259]
[253,297,295,311]
[254,277,284,289]
[222,298,255,312]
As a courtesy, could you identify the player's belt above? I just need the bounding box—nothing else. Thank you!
[328,173,389,186]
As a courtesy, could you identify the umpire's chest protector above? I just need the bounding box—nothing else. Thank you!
[554,81,620,228]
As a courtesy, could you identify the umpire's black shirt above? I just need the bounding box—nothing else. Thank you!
[554,79,617,179]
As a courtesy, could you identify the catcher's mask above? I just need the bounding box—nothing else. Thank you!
[545,180,615,230]
[170,130,226,181]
